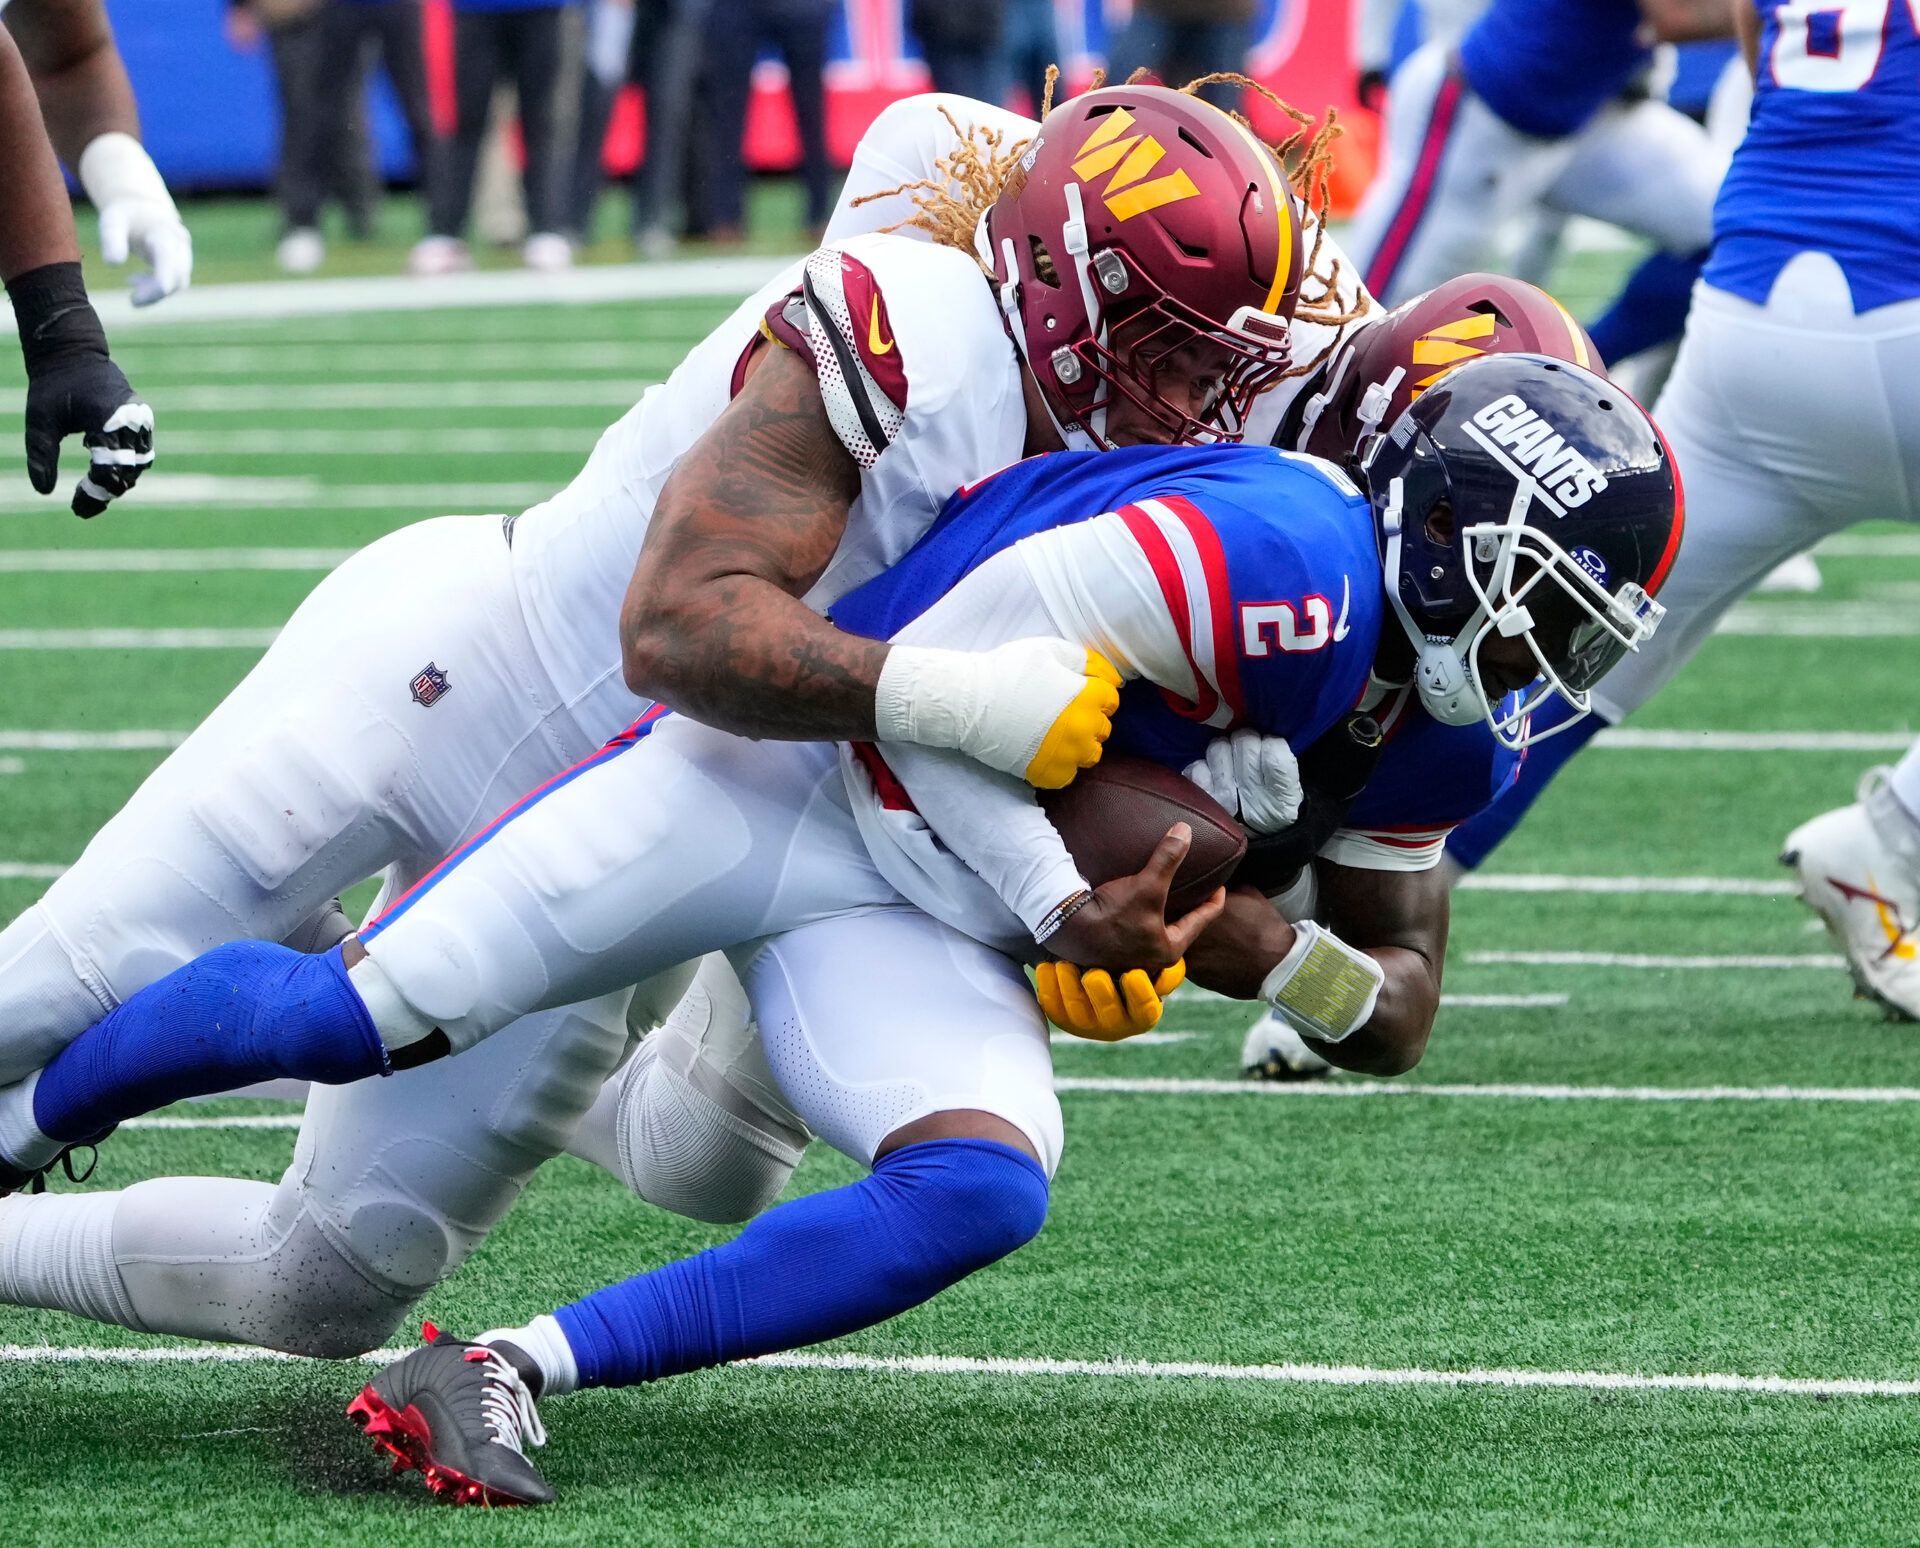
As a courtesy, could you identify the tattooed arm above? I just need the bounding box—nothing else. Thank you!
[620,340,888,740]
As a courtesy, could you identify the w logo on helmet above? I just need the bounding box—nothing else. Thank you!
[1409,313,1496,398]
[1069,108,1201,221]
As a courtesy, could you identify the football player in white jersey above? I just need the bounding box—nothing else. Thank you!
[0,14,152,516]
[3,0,192,304]
[0,352,1681,1504]
[0,85,1353,1356]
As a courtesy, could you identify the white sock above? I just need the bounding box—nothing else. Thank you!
[482,1312,579,1397]
[1887,741,1920,834]
[0,1072,59,1174]
[0,1188,143,1328]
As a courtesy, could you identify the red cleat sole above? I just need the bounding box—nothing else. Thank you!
[346,1385,541,1507]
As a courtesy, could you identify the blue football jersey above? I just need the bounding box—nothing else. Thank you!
[1456,0,1650,138]
[1342,694,1526,858]
[831,443,1384,770]
[1704,0,1920,312]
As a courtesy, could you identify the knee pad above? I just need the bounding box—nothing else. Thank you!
[0,907,111,1085]
[605,1036,805,1224]
[110,1175,420,1358]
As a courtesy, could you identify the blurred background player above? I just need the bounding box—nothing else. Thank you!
[412,0,579,273]
[1447,0,1920,1030]
[1344,0,1728,385]
[0,17,153,515]
[3,0,192,304]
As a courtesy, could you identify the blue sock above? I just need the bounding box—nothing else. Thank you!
[1445,700,1608,871]
[31,942,386,1143]
[555,1137,1049,1388]
[1585,247,1705,367]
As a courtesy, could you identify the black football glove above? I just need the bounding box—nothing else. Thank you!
[9,262,154,518]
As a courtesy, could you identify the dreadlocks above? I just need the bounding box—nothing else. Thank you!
[852,69,1373,369]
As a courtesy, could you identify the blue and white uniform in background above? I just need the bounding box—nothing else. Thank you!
[1344,0,1727,353]
[1449,0,1920,870]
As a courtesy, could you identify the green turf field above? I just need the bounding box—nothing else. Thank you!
[2,224,1918,1546]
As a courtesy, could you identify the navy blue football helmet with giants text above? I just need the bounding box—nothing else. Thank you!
[1357,352,1683,748]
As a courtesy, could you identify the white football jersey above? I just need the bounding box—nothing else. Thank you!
[504,231,1025,731]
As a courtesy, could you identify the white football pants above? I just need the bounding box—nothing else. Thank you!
[1345,41,1727,306]
[1593,252,1920,721]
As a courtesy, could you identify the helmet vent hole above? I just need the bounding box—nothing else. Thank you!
[1597,398,1614,411]
[1470,300,1513,328]
[1177,126,1216,157]
[1028,235,1061,287]
[1173,237,1210,259]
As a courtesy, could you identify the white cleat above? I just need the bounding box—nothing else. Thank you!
[1781,767,1920,1021]
[1241,1010,1333,1082]
[275,227,325,275]
[409,235,473,277]
[522,232,574,273]
[1755,552,1824,594]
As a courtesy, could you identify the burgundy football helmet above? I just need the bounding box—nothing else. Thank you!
[978,85,1303,451]
[1287,272,1605,464]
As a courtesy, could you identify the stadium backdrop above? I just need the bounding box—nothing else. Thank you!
[104,0,1372,196]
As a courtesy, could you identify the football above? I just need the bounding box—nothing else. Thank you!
[1040,755,1248,915]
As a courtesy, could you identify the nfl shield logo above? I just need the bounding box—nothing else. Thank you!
[409,663,451,707]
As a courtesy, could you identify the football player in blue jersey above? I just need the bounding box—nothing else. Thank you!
[0,351,1678,1502]
[1443,0,1920,1024]
[1345,0,1731,376]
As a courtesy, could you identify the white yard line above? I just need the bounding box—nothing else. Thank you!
[1816,533,1920,557]
[1593,729,1914,751]
[0,548,351,573]
[1052,1078,1920,1102]
[112,343,688,376]
[55,257,794,329]
[1467,950,1842,970]
[147,428,596,456]
[1458,874,1795,897]
[0,628,277,650]
[0,381,647,415]
[121,1074,1920,1133]
[0,474,554,515]
[1717,605,1920,638]
[1050,1031,1196,1046]
[1178,986,1568,1008]
[0,862,63,879]
[0,730,185,750]
[3,1340,1913,1399]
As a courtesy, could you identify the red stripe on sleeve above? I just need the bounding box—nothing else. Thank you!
[1156,494,1245,720]
[1116,503,1217,721]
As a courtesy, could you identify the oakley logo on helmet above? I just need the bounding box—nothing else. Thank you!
[1469,394,1610,510]
[1069,108,1202,222]
[1569,545,1611,588]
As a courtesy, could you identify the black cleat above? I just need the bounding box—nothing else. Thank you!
[347,1323,554,1506]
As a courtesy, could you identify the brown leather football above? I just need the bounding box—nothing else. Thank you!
[1039,755,1247,915]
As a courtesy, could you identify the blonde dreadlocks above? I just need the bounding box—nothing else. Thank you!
[851,69,1372,372]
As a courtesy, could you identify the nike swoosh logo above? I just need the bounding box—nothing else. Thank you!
[867,297,895,356]
[1332,576,1351,642]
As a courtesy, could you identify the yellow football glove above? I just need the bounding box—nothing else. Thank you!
[1035,958,1186,1041]
[1023,649,1122,789]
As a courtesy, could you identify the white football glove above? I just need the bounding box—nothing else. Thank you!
[1184,729,1303,834]
[79,133,194,307]
[875,638,1121,789]
[1241,1009,1334,1081]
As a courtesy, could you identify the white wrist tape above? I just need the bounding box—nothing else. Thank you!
[78,133,176,215]
[876,642,1068,778]
[1258,920,1385,1045]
